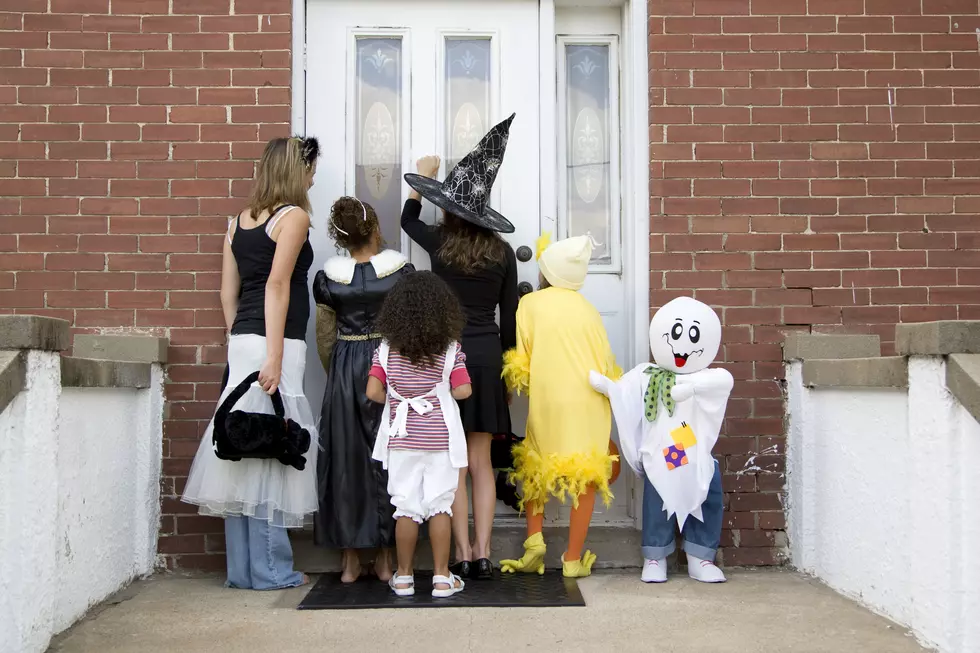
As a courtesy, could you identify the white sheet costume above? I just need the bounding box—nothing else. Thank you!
[591,297,732,583]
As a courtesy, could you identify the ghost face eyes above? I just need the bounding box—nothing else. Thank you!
[668,320,701,344]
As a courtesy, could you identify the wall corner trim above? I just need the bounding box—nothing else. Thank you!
[0,350,26,414]
[946,354,980,424]
[895,321,980,356]
[73,335,169,365]
[783,333,881,362]
[0,315,71,352]
[61,357,151,389]
[801,356,908,389]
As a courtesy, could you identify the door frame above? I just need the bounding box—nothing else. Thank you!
[292,0,651,524]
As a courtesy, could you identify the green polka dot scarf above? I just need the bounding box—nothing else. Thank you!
[644,366,676,422]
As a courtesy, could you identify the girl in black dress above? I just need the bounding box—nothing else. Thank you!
[400,115,519,580]
[313,196,415,583]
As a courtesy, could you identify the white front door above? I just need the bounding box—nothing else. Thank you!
[305,0,634,526]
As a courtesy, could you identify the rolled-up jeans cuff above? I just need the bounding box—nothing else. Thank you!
[641,541,676,560]
[682,540,717,561]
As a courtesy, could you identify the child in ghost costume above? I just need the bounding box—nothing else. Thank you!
[499,234,620,578]
[591,297,732,583]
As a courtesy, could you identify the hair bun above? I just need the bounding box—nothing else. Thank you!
[301,136,319,166]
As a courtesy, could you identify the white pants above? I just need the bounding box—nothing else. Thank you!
[386,450,459,524]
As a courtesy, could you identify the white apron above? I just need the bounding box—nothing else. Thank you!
[371,341,468,470]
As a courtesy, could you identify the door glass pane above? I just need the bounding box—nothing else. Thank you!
[355,38,403,250]
[564,44,611,264]
[445,38,491,171]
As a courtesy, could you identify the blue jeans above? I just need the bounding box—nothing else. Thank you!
[224,515,304,590]
[641,460,723,561]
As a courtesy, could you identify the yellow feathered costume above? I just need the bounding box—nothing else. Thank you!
[502,233,621,513]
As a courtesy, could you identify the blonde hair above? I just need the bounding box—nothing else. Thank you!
[247,137,314,218]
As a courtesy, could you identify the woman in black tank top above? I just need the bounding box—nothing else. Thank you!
[182,136,320,591]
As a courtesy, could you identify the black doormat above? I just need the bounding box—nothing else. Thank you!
[297,571,585,610]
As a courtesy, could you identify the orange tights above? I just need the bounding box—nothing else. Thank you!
[525,485,597,562]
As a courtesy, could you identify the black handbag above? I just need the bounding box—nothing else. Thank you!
[212,371,311,471]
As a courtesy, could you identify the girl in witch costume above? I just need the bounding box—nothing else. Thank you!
[498,234,621,578]
[401,114,519,580]
[311,196,415,584]
[590,297,732,584]
[182,136,319,590]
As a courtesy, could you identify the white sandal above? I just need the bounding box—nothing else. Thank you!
[431,573,465,598]
[388,574,415,597]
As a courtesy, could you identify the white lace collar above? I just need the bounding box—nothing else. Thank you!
[322,249,409,285]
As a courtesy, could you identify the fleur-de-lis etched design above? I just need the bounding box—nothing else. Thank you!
[573,55,598,78]
[365,48,392,72]
[573,109,604,202]
[453,106,482,154]
[454,48,479,75]
[361,102,396,199]
[369,167,388,189]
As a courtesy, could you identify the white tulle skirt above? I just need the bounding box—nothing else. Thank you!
[182,334,319,528]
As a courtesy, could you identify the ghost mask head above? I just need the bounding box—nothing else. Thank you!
[649,297,721,374]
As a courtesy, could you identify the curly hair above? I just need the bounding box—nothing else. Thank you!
[437,211,509,274]
[376,271,465,366]
[328,196,380,251]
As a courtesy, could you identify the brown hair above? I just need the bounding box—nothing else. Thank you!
[247,137,316,219]
[437,212,509,274]
[329,196,380,252]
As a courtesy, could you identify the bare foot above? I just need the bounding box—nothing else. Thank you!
[299,574,311,587]
[374,555,393,583]
[340,554,362,584]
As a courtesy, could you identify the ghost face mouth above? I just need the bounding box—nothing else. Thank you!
[673,352,691,368]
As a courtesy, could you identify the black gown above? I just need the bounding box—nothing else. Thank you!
[312,253,415,550]
[401,198,517,435]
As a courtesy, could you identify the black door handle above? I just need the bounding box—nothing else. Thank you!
[516,245,533,263]
[518,281,533,297]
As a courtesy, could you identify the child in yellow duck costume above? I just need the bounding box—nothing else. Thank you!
[499,234,621,578]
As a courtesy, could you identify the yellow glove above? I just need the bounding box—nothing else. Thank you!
[561,550,597,578]
[499,532,546,575]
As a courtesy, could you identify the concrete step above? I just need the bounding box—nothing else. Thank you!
[292,525,643,572]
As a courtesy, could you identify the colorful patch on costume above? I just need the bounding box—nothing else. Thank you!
[662,443,688,470]
[670,421,697,449]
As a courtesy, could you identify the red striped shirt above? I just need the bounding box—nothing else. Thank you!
[370,344,469,451]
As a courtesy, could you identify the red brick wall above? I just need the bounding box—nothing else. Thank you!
[4,0,980,571]
[1,0,292,570]
[650,0,980,565]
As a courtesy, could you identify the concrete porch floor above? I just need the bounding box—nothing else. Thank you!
[50,570,930,653]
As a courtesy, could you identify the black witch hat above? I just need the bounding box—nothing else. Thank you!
[403,113,515,233]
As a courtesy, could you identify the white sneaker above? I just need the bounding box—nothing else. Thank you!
[640,558,668,583]
[687,553,726,583]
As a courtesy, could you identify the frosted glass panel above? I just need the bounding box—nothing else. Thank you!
[564,44,612,264]
[445,38,491,171]
[355,38,403,250]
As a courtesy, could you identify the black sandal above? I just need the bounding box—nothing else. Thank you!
[449,560,472,578]
[472,558,494,580]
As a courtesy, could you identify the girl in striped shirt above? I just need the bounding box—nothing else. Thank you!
[367,271,472,598]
